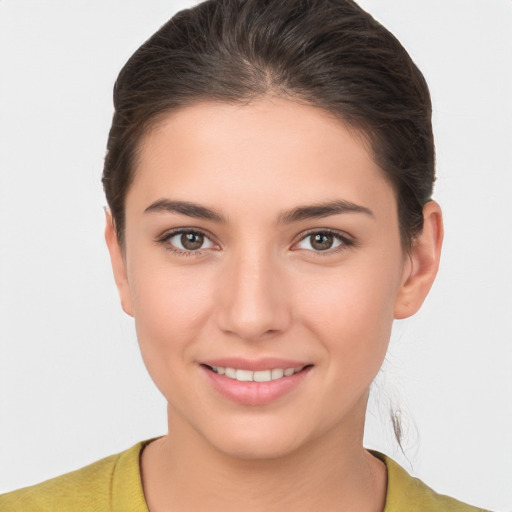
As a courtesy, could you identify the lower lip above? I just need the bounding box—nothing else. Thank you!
[201,365,312,406]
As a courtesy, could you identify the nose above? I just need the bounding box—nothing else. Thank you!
[215,248,292,341]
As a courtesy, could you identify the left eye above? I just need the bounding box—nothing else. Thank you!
[296,232,347,252]
[167,231,215,251]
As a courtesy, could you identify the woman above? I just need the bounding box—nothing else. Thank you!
[0,1,497,510]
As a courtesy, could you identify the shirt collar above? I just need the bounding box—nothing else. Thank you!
[111,440,442,512]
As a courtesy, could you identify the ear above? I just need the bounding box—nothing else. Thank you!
[394,200,444,319]
[104,210,134,317]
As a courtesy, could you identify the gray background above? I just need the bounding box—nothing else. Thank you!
[0,1,511,510]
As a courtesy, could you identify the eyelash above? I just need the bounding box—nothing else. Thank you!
[294,229,355,254]
[157,228,355,256]
[157,228,217,257]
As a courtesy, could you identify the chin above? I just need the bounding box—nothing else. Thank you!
[215,435,304,461]
[197,418,312,461]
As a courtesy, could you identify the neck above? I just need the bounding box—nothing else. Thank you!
[140,401,387,512]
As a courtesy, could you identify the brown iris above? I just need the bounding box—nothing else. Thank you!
[181,232,204,250]
[310,233,334,251]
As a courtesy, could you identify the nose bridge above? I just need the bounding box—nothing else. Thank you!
[216,241,290,340]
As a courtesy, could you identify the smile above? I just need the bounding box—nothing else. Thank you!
[208,365,306,382]
[202,363,313,405]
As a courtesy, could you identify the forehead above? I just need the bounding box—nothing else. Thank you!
[128,97,396,219]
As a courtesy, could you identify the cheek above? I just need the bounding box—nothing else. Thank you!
[297,258,401,374]
[127,254,216,373]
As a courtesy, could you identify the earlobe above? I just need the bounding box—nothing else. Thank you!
[394,201,444,319]
[104,210,134,317]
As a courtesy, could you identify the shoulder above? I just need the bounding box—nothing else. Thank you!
[0,439,152,512]
[372,451,492,512]
[0,451,120,512]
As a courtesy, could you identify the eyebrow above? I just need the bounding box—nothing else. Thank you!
[144,198,374,223]
[144,199,226,222]
[277,200,374,224]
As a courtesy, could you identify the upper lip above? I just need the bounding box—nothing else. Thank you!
[201,357,312,371]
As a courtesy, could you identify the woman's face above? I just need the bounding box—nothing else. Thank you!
[109,97,414,459]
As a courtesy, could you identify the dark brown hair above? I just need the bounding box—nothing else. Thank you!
[102,0,435,249]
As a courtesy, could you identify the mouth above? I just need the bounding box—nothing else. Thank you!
[200,362,313,405]
[202,364,311,383]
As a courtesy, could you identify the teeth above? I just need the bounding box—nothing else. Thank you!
[210,365,305,382]
[236,369,253,382]
[253,370,271,382]
[271,368,284,379]
[225,367,236,379]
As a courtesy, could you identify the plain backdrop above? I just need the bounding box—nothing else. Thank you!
[0,1,511,510]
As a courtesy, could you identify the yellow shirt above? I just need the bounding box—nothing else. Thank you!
[0,438,490,511]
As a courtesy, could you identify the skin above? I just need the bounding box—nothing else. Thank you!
[105,97,443,512]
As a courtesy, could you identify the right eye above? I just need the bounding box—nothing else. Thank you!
[163,230,216,253]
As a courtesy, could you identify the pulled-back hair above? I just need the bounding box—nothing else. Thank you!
[102,0,434,250]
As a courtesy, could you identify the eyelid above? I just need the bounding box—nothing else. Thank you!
[292,228,355,252]
[157,227,220,254]
[156,227,355,255]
